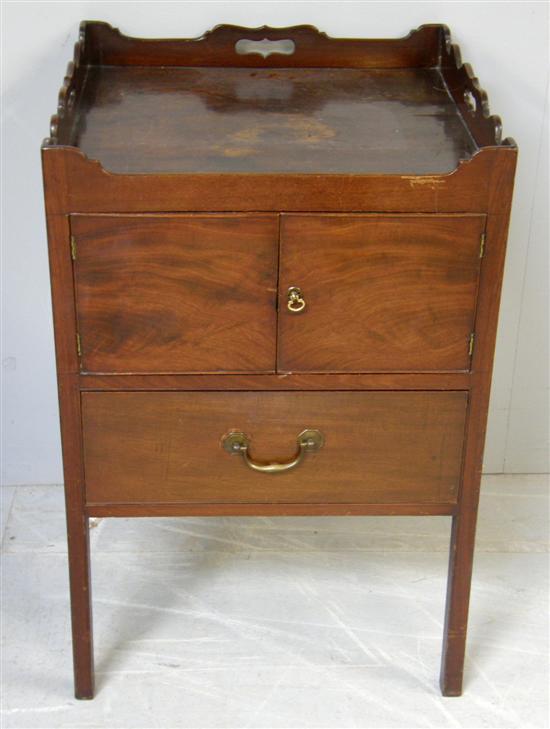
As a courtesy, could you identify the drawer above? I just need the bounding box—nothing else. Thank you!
[278,214,486,372]
[81,391,467,505]
[70,214,279,373]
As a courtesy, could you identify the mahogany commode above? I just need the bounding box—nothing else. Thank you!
[42,21,517,699]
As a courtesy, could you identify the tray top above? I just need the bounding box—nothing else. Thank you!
[47,22,514,180]
[73,65,477,174]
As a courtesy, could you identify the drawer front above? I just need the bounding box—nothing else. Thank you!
[278,214,485,372]
[82,391,467,505]
[71,214,278,373]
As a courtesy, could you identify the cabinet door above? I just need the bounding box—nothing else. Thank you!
[71,214,278,373]
[278,214,485,372]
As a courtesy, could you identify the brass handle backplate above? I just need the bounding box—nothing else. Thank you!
[222,429,324,474]
[287,286,306,313]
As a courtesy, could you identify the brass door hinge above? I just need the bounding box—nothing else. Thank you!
[70,235,77,261]
[76,333,82,357]
[468,332,475,358]
[479,232,486,258]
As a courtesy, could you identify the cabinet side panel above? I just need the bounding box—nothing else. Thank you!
[41,150,94,698]
[440,148,517,695]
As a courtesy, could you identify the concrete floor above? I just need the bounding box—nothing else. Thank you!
[1,475,548,728]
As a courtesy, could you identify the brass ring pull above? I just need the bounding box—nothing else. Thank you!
[222,429,324,474]
[287,286,306,313]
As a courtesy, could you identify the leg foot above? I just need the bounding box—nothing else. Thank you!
[67,511,95,699]
[440,513,477,697]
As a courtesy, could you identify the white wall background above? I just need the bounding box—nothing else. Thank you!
[1,1,548,485]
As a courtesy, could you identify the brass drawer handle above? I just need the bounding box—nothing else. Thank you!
[287,286,306,313]
[222,429,324,473]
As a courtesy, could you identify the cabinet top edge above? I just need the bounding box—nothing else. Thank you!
[41,142,517,179]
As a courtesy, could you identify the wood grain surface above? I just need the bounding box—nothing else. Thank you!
[82,390,468,506]
[278,214,485,373]
[42,22,518,699]
[74,66,475,175]
[71,214,278,373]
[42,152,94,699]
[87,502,457,517]
[440,153,518,695]
[82,22,443,69]
[78,372,471,391]
[42,145,516,216]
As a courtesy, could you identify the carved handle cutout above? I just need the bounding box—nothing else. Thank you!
[235,38,296,58]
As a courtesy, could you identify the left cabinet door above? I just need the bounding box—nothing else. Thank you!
[70,214,279,373]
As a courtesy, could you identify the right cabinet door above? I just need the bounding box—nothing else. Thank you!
[278,214,486,373]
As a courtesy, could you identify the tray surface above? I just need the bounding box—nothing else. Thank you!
[73,66,477,174]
